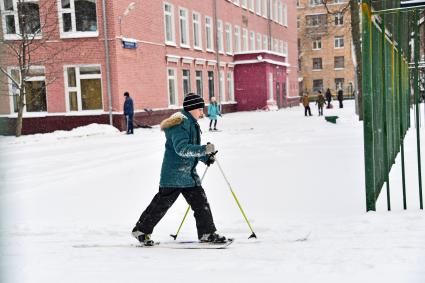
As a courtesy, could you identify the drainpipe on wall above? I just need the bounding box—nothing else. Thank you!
[267,0,272,51]
[213,0,222,105]
[102,0,113,126]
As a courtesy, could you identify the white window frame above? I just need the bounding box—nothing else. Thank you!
[164,2,176,45]
[256,33,262,51]
[64,64,103,112]
[225,22,233,55]
[279,40,283,54]
[219,70,225,102]
[242,28,248,51]
[1,0,42,40]
[241,0,247,9]
[167,67,178,107]
[263,34,268,50]
[227,71,235,102]
[179,7,190,48]
[283,3,288,26]
[217,19,224,54]
[233,0,240,6]
[205,16,214,52]
[334,36,344,48]
[7,66,47,114]
[256,0,262,15]
[249,0,254,12]
[58,0,99,39]
[278,0,283,25]
[234,25,241,53]
[283,41,288,56]
[192,11,202,50]
[313,38,322,50]
[262,0,268,18]
[195,70,203,96]
[335,12,344,26]
[249,30,255,51]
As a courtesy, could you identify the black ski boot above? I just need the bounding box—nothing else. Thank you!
[132,227,155,246]
[199,232,227,243]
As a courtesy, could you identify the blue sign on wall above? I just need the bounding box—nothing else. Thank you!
[122,39,138,49]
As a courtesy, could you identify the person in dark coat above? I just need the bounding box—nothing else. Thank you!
[123,92,134,134]
[337,88,344,108]
[132,93,227,246]
[316,90,326,116]
[325,88,332,109]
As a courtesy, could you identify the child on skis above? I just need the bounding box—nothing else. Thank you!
[208,96,221,131]
[132,93,227,246]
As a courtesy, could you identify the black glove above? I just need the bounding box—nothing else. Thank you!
[205,154,216,166]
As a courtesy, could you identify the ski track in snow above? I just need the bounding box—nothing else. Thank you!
[1,101,425,283]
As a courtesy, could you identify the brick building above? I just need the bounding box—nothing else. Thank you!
[0,0,298,135]
[297,0,356,97]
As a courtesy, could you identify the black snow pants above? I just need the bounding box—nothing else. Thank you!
[135,187,216,239]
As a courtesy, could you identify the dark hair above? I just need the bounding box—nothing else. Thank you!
[124,92,130,97]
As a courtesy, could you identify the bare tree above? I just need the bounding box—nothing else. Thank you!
[0,0,75,136]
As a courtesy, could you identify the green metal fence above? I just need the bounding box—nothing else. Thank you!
[362,0,415,211]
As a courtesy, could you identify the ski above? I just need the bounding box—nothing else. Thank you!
[73,238,234,249]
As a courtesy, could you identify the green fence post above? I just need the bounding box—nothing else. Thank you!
[362,1,376,211]
[381,15,391,211]
[413,11,424,209]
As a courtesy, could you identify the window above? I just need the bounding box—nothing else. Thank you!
[196,70,203,96]
[283,3,288,26]
[65,65,103,111]
[167,68,178,106]
[263,34,268,50]
[279,40,283,54]
[256,33,262,51]
[225,23,233,54]
[268,73,273,101]
[227,71,235,101]
[217,20,224,53]
[234,25,241,52]
[179,8,189,47]
[273,0,278,21]
[205,16,214,51]
[309,0,322,6]
[242,28,248,51]
[306,14,326,26]
[182,69,191,95]
[262,0,267,17]
[283,41,288,56]
[8,67,47,113]
[273,38,278,52]
[335,13,343,26]
[59,0,98,37]
[313,37,322,50]
[249,31,255,51]
[219,70,225,102]
[241,0,247,9]
[335,78,344,90]
[256,0,262,15]
[164,2,175,44]
[312,58,323,70]
[193,12,202,49]
[277,1,283,24]
[1,0,41,39]
[208,71,215,100]
[297,16,300,29]
[233,0,240,5]
[334,56,345,69]
[313,79,323,92]
[249,0,254,11]
[334,36,344,48]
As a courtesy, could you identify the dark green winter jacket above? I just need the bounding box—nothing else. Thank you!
[159,110,208,188]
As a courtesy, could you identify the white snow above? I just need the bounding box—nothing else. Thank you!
[0,101,424,283]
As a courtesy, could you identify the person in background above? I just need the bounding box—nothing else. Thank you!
[123,92,134,134]
[208,96,221,131]
[325,88,332,109]
[301,92,312,116]
[316,90,326,116]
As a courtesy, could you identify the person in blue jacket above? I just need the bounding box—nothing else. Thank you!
[132,93,227,246]
[123,92,134,134]
[208,96,221,131]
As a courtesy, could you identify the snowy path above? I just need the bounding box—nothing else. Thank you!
[1,101,424,283]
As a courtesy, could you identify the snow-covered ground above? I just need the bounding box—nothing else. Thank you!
[0,101,424,283]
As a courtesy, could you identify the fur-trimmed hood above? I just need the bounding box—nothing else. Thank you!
[160,112,187,130]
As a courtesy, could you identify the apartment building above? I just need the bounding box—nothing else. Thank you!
[0,0,297,135]
[297,0,356,97]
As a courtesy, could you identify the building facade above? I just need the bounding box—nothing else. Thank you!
[297,0,356,97]
[0,0,298,135]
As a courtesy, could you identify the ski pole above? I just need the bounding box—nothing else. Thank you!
[170,165,210,240]
[215,158,257,239]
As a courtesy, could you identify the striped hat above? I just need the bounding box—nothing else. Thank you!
[183,93,205,111]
